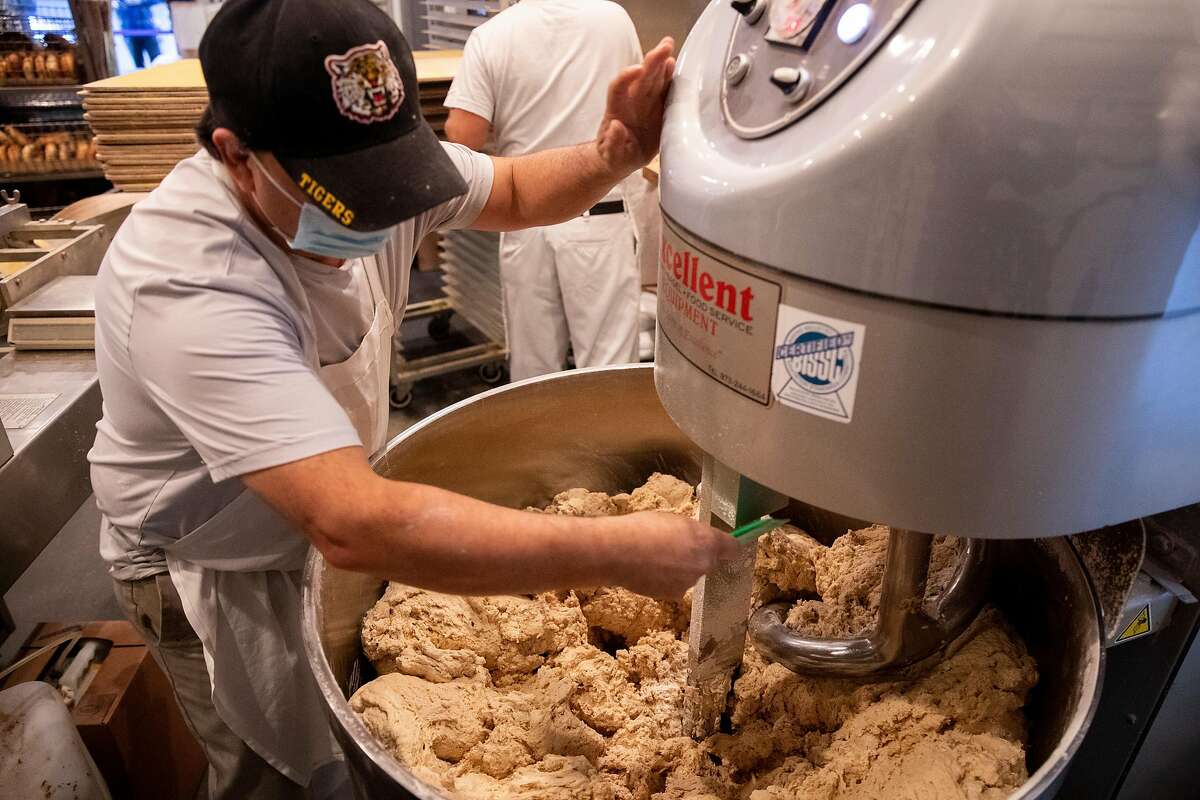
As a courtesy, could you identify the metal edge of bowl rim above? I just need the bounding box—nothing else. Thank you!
[1008,538,1108,798]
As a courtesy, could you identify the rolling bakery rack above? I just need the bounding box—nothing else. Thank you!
[389,49,507,408]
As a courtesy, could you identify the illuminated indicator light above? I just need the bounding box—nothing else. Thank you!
[837,3,873,44]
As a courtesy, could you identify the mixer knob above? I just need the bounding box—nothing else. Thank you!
[726,53,752,86]
[770,66,812,103]
[731,0,767,25]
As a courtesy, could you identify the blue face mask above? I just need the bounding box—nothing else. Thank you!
[250,153,394,259]
[289,203,392,259]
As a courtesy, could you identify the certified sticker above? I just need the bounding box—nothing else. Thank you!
[772,306,866,423]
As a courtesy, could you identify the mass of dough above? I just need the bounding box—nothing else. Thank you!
[353,474,1038,800]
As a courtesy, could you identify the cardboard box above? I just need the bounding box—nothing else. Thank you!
[1,621,206,800]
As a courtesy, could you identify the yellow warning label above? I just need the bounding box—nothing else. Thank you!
[1117,604,1152,642]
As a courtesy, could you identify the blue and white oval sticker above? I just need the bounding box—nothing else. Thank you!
[772,306,866,423]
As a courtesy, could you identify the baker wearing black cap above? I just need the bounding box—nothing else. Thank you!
[90,0,736,796]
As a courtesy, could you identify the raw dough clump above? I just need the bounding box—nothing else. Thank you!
[353,474,1038,800]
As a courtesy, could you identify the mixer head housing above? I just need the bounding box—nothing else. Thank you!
[656,0,1200,539]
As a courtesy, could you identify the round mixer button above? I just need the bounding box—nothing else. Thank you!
[731,0,767,25]
[725,53,752,86]
[836,3,874,44]
[770,66,812,103]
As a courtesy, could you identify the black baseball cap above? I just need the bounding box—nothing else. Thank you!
[199,0,467,231]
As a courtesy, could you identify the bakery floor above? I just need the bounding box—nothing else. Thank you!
[0,269,503,796]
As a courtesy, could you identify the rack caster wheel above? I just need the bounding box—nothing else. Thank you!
[478,362,505,385]
[390,385,413,409]
[428,311,454,341]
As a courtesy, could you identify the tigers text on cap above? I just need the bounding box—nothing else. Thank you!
[199,0,467,232]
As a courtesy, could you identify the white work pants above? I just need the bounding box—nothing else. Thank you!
[499,211,640,381]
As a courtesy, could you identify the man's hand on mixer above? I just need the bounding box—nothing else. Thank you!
[594,36,676,176]
[241,446,735,597]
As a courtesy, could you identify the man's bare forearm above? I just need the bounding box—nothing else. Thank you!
[323,478,636,593]
[473,142,628,232]
[244,446,732,599]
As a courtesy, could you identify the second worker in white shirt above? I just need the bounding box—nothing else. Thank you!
[445,0,646,381]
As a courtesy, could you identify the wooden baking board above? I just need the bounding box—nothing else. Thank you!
[98,156,191,168]
[95,133,198,144]
[98,161,192,171]
[88,113,198,121]
[98,156,191,166]
[84,59,206,90]
[102,164,173,173]
[82,102,209,114]
[81,90,206,99]
[96,154,195,162]
[81,92,208,103]
[104,172,173,183]
[87,121,199,132]
[96,142,196,151]
[413,50,461,83]
[413,49,461,59]
[96,139,198,148]
[97,147,191,156]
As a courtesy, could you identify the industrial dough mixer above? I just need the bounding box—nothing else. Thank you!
[658,0,1200,793]
[299,2,1200,797]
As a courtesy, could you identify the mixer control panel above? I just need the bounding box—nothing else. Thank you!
[722,0,922,138]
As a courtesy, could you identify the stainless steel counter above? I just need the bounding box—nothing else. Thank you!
[0,350,100,597]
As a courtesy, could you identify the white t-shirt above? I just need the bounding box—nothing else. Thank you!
[444,0,642,158]
[89,145,494,580]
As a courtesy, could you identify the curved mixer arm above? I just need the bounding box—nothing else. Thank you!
[748,530,989,677]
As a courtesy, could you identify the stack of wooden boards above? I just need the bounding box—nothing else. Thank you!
[413,50,459,137]
[79,60,207,192]
[79,53,462,193]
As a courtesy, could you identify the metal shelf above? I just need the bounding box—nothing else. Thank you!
[415,0,504,50]
[0,169,104,183]
[0,85,82,109]
[419,0,500,11]
[419,11,488,28]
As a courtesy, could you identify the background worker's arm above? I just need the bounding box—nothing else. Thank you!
[445,109,490,151]
[241,446,735,598]
[470,37,675,232]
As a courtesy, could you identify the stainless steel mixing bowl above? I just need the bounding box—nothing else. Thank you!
[301,364,1104,800]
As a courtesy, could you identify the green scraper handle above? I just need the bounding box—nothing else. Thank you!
[730,517,790,543]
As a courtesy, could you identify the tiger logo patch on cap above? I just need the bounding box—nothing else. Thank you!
[325,41,404,124]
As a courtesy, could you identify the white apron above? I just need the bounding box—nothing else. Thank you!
[164,255,394,786]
